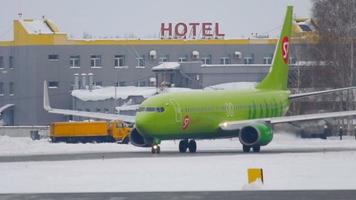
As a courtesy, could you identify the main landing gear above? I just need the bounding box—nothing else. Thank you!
[179,139,197,153]
[151,144,161,154]
[243,145,261,153]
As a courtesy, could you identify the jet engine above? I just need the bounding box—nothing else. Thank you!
[239,122,273,147]
[129,128,153,147]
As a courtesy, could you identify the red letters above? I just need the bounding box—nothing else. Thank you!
[202,23,213,37]
[175,22,188,37]
[215,23,225,37]
[161,23,172,37]
[189,23,200,37]
[160,22,225,39]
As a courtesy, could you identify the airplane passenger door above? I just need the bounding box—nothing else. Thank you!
[169,99,182,123]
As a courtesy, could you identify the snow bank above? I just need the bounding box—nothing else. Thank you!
[0,134,355,156]
[0,136,142,156]
[0,136,356,193]
[242,179,266,190]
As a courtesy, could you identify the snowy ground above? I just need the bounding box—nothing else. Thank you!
[1,133,356,193]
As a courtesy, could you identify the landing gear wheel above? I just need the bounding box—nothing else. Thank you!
[243,145,251,153]
[151,145,160,154]
[252,146,260,153]
[179,140,189,153]
[188,140,197,153]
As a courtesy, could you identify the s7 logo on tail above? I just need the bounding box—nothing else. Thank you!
[282,36,289,64]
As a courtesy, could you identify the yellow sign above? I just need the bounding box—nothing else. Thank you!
[247,168,264,184]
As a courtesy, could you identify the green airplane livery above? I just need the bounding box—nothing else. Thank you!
[44,6,356,154]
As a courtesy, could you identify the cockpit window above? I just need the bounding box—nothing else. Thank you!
[138,107,165,113]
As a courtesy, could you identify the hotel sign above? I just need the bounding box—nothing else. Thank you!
[160,22,225,39]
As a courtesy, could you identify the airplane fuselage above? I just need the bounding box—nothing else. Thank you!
[135,89,290,141]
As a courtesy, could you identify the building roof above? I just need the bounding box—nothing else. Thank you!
[152,62,180,71]
[0,104,15,113]
[71,86,197,102]
[0,18,316,47]
[20,19,54,34]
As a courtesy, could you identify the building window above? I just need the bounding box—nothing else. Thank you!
[70,56,80,68]
[149,77,156,86]
[263,56,272,64]
[95,81,102,86]
[90,55,102,68]
[96,108,101,112]
[119,81,126,86]
[220,57,231,65]
[104,108,110,113]
[244,56,254,64]
[48,54,59,61]
[0,56,4,69]
[48,81,59,88]
[201,56,212,65]
[9,56,14,69]
[178,56,187,62]
[114,55,125,67]
[0,82,4,95]
[137,81,146,86]
[9,82,14,95]
[136,57,145,68]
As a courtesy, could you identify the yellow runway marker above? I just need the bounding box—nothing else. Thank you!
[247,168,264,184]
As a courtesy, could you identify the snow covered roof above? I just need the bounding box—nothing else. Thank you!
[72,83,256,102]
[72,86,198,102]
[116,104,140,112]
[0,104,15,113]
[20,20,53,34]
[71,86,158,101]
[204,82,257,90]
[152,62,180,71]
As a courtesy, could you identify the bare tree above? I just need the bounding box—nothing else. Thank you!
[311,0,356,133]
[311,0,356,87]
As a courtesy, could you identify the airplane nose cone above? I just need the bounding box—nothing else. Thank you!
[135,113,152,135]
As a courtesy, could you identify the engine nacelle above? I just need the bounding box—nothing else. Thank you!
[129,128,153,147]
[239,122,273,146]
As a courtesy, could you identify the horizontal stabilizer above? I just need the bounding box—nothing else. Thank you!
[289,87,356,100]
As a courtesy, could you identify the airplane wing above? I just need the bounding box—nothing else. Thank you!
[43,81,135,123]
[289,86,356,100]
[220,110,356,131]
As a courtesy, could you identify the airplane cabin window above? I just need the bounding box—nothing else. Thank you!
[138,107,165,113]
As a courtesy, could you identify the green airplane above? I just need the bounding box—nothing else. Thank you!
[44,6,356,154]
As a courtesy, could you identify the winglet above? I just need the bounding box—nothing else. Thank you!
[43,80,52,111]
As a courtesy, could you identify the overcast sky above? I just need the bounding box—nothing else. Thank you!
[0,0,312,40]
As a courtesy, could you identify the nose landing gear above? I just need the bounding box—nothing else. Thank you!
[179,139,197,153]
[151,138,161,154]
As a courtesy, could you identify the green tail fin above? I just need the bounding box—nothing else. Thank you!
[256,6,293,90]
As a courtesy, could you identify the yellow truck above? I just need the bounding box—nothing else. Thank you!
[50,120,131,143]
